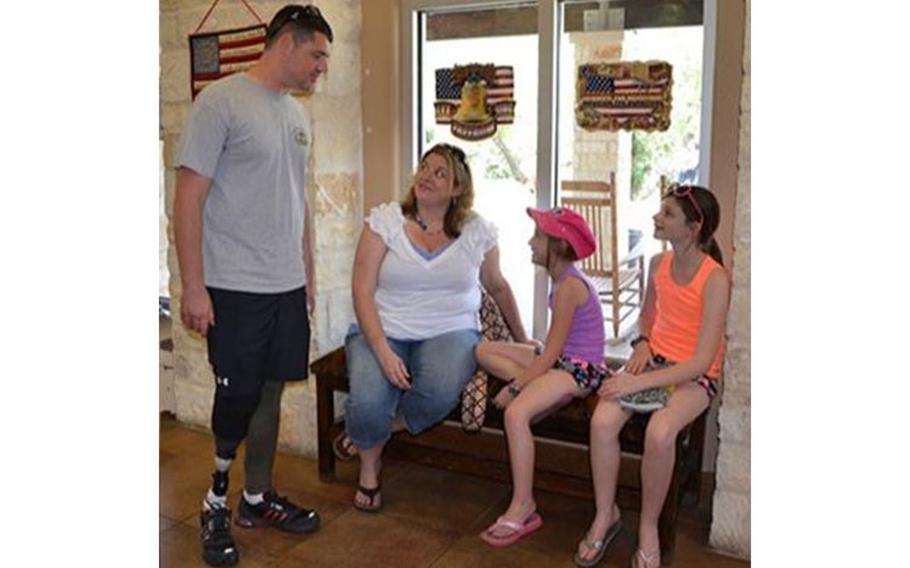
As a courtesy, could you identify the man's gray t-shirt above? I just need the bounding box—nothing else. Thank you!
[176,73,311,294]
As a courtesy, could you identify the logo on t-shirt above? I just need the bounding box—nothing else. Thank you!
[294,128,308,147]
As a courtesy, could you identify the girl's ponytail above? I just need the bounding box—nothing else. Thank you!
[701,236,723,266]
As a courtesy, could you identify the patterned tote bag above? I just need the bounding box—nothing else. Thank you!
[461,290,515,431]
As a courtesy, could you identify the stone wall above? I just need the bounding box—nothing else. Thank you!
[709,0,750,559]
[160,0,362,457]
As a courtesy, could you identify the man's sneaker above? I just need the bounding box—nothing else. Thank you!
[235,491,320,534]
[200,507,239,566]
[619,387,670,413]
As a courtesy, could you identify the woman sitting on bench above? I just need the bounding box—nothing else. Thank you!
[576,185,729,568]
[338,143,530,512]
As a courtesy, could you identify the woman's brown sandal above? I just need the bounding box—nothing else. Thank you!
[332,432,358,462]
[353,484,382,513]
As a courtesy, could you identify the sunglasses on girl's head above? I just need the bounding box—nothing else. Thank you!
[436,143,466,163]
[666,183,704,224]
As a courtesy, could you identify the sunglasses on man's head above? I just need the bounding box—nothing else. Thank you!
[666,183,703,224]
[267,5,324,40]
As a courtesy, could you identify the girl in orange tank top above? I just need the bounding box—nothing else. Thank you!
[575,185,730,568]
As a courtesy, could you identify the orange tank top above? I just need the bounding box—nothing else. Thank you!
[649,252,726,378]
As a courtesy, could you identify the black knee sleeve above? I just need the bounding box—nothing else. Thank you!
[211,390,262,444]
[214,437,240,461]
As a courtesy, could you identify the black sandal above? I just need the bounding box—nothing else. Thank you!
[353,484,382,513]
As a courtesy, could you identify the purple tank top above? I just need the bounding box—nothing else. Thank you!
[547,265,605,363]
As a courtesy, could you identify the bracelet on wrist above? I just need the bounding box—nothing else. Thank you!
[630,335,650,348]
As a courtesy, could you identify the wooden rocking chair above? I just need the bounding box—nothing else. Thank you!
[561,173,645,339]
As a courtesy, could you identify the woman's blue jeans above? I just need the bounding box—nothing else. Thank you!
[343,328,480,450]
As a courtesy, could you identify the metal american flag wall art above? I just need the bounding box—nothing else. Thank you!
[189,24,266,99]
[575,61,672,132]
[434,63,515,141]
[188,0,265,100]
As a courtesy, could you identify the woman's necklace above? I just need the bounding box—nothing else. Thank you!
[415,214,444,236]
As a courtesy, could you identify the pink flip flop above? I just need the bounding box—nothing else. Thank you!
[479,512,543,547]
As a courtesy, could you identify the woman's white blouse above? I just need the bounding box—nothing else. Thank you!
[364,202,498,340]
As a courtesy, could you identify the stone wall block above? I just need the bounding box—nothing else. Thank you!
[171,318,212,383]
[313,292,331,357]
[722,377,750,406]
[721,373,750,400]
[161,12,181,50]
[178,7,259,40]
[278,380,318,457]
[709,491,751,558]
[323,241,356,289]
[730,238,750,285]
[161,50,192,104]
[166,149,185,191]
[731,254,750,288]
[160,0,184,13]
[732,192,750,246]
[310,95,363,173]
[321,1,362,45]
[736,141,750,187]
[310,284,354,357]
[325,287,355,353]
[162,133,183,172]
[715,442,750,492]
[167,247,181,294]
[722,343,750,377]
[258,1,290,22]
[175,379,214,429]
[315,222,357,285]
[315,212,359,246]
[726,299,750,347]
[314,172,360,215]
[718,405,750,446]
[162,102,191,136]
[321,42,362,97]
[722,343,749,374]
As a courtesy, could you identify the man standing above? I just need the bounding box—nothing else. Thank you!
[173,5,332,566]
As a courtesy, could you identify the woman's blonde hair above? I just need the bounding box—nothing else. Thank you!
[401,143,475,238]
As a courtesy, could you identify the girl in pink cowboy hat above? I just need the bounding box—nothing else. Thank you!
[477,206,609,548]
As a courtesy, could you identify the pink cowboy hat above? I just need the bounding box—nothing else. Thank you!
[526,207,596,260]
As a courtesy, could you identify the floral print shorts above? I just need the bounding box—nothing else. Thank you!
[554,356,609,390]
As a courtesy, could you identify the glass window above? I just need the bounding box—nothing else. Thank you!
[556,0,704,340]
[418,3,540,330]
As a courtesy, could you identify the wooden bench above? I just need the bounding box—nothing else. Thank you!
[311,347,707,564]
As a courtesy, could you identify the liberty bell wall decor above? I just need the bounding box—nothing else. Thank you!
[434,63,515,142]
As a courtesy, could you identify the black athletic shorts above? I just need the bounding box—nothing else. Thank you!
[206,285,310,397]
